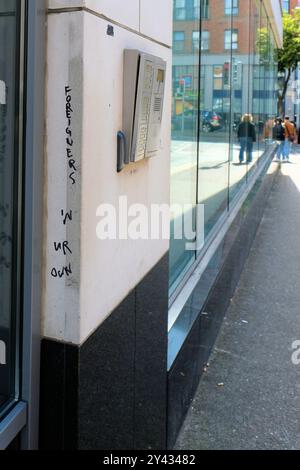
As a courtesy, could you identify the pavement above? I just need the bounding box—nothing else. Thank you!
[174,147,300,450]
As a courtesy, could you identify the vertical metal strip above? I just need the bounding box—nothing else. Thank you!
[21,0,46,450]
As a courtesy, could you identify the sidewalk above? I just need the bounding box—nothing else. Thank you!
[175,149,300,450]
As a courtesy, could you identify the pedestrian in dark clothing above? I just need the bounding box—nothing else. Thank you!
[237,114,256,163]
[272,117,285,161]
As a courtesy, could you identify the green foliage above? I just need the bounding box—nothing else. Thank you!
[256,27,271,65]
[277,11,300,73]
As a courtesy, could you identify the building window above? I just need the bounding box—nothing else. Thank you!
[192,31,200,50]
[282,0,290,12]
[174,0,186,20]
[173,31,185,52]
[225,0,238,15]
[192,31,210,51]
[194,0,200,19]
[202,0,209,19]
[201,30,210,50]
[224,29,238,50]
[213,65,223,90]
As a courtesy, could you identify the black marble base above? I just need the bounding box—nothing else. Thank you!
[167,157,278,449]
[39,253,168,450]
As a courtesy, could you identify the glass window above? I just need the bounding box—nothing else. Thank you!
[282,1,289,13]
[201,0,209,19]
[225,29,238,50]
[173,31,185,52]
[0,0,22,418]
[197,3,232,243]
[232,30,238,49]
[194,0,200,19]
[228,0,249,202]
[170,1,199,293]
[260,4,277,152]
[193,30,210,51]
[192,31,200,50]
[174,0,186,20]
[169,0,279,305]
[225,0,239,15]
[201,30,210,50]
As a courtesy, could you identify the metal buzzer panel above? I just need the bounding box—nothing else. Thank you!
[122,50,166,165]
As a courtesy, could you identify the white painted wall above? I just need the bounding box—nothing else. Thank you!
[80,12,171,342]
[86,0,140,30]
[48,0,172,45]
[49,0,84,9]
[44,2,172,344]
[45,11,84,343]
[140,0,172,46]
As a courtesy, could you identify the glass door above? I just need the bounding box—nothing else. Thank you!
[0,0,23,420]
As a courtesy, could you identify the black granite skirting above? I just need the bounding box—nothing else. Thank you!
[39,253,169,450]
[167,157,279,449]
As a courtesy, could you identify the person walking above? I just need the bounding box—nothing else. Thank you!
[237,114,256,164]
[272,118,285,161]
[283,116,296,162]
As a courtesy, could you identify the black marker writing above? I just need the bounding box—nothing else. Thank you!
[54,240,72,255]
[51,263,72,278]
[61,209,73,225]
[69,172,76,185]
[65,86,77,185]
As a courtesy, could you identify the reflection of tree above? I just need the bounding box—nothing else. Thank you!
[256,27,272,66]
[277,11,300,114]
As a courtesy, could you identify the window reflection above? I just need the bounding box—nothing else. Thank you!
[170,0,199,292]
[197,0,232,240]
[170,0,278,293]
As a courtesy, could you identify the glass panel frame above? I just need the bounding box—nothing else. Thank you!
[0,0,24,420]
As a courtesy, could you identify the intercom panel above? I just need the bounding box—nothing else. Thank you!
[122,50,166,163]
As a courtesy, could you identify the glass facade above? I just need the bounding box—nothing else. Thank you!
[170,0,278,296]
[282,0,290,12]
[0,0,23,417]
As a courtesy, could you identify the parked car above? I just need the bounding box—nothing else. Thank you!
[200,111,223,132]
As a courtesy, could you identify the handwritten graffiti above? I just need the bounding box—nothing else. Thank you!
[50,86,77,279]
[65,86,77,185]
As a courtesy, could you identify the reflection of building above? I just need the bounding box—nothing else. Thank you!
[281,0,300,121]
[282,0,300,13]
[173,0,278,123]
